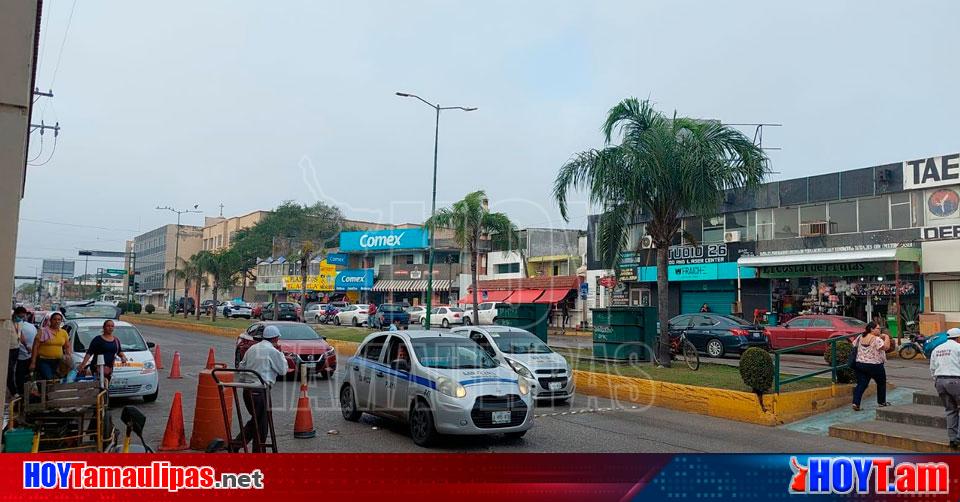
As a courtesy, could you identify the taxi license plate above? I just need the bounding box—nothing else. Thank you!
[110,378,127,388]
[548,381,563,391]
[491,411,511,424]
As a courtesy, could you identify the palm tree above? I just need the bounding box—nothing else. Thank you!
[201,249,240,323]
[554,98,769,366]
[426,190,522,325]
[293,240,316,323]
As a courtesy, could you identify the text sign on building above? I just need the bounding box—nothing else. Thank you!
[669,244,728,265]
[282,274,335,292]
[923,225,960,241]
[334,269,375,291]
[339,229,429,252]
[903,153,960,190]
[325,253,348,266]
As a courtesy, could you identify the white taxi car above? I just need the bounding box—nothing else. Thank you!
[451,325,574,402]
[338,330,534,447]
[66,319,159,402]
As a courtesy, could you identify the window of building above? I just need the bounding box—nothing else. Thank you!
[625,224,645,250]
[683,217,702,244]
[702,216,725,243]
[496,263,521,274]
[858,196,889,232]
[911,191,925,228]
[392,254,414,265]
[827,200,858,234]
[773,207,799,239]
[889,192,912,229]
[757,209,774,240]
[800,204,827,236]
[931,281,960,312]
[725,211,756,241]
[552,264,561,276]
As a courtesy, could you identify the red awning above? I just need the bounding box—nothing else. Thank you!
[509,289,544,303]
[459,290,514,303]
[535,289,572,304]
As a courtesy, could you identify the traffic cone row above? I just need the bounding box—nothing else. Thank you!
[294,377,316,439]
[168,351,182,379]
[205,348,216,370]
[159,392,188,451]
[154,344,164,369]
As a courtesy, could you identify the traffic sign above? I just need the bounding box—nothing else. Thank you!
[106,269,127,275]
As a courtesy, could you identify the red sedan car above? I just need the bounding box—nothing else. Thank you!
[766,314,866,354]
[234,321,337,378]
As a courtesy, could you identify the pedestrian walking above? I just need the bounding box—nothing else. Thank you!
[7,308,23,396]
[78,320,127,385]
[13,307,36,395]
[29,312,72,381]
[561,302,570,331]
[851,321,892,411]
[929,328,960,448]
[236,325,286,452]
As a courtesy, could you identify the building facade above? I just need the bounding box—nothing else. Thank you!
[201,211,269,252]
[588,152,960,333]
[132,224,203,308]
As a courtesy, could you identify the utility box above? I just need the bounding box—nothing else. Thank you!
[591,307,657,361]
[494,303,550,342]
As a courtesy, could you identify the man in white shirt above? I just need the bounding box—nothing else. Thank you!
[13,307,37,396]
[929,328,960,448]
[236,325,287,452]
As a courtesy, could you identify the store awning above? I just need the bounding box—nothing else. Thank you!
[535,289,572,304]
[737,247,920,267]
[373,280,450,292]
[459,290,514,303]
[510,289,544,303]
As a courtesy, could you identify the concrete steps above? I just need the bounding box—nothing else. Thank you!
[828,390,955,452]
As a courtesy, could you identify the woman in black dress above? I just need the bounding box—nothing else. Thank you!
[79,320,128,384]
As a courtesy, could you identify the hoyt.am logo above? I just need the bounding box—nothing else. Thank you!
[789,456,949,495]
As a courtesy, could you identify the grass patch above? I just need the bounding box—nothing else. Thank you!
[556,348,828,393]
[124,313,255,330]
[313,325,374,343]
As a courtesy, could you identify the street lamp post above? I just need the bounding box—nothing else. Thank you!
[157,205,201,316]
[395,92,476,327]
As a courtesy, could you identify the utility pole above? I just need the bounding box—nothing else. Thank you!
[157,205,201,316]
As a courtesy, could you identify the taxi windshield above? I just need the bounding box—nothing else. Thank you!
[74,325,148,352]
[488,331,552,354]
[63,304,120,320]
[412,337,498,369]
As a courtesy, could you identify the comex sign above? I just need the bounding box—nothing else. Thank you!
[339,229,429,252]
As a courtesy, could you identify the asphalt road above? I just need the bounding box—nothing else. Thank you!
[124,324,902,453]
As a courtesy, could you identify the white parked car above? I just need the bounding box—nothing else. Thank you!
[405,306,426,324]
[462,302,508,325]
[452,325,574,402]
[305,303,327,323]
[421,306,465,328]
[338,330,534,446]
[221,301,253,319]
[66,319,159,402]
[335,304,369,326]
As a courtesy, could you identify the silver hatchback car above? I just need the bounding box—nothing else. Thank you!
[338,330,534,447]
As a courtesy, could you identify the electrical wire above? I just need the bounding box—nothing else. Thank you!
[49,0,77,88]
[27,133,44,162]
[36,0,53,76]
[19,217,140,233]
[28,135,58,166]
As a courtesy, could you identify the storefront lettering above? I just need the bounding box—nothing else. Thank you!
[903,153,960,190]
[923,225,960,240]
[763,263,866,275]
[669,244,727,265]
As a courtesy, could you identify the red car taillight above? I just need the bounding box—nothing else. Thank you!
[730,328,749,337]
[453,313,461,317]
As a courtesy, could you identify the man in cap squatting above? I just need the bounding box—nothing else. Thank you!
[929,328,960,448]
[236,324,287,452]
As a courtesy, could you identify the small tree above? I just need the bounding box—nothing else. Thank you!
[145,304,156,314]
[739,347,774,409]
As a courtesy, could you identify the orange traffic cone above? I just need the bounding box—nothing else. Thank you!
[154,344,164,369]
[159,392,188,451]
[189,364,234,450]
[294,382,316,439]
[205,348,216,370]
[168,351,182,379]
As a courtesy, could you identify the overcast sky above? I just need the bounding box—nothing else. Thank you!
[15,0,960,279]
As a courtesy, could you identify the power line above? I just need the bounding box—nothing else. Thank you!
[49,0,77,88]
[19,217,139,233]
[28,135,58,166]
[36,0,53,77]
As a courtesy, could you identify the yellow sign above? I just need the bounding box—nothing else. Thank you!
[282,273,335,291]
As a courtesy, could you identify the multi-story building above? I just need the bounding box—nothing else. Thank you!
[132,224,203,308]
[201,211,269,252]
[587,151,960,333]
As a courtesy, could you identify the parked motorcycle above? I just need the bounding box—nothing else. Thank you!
[899,331,926,360]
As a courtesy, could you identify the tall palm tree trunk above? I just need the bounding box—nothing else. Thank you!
[195,280,202,321]
[183,279,190,319]
[240,268,247,300]
[656,246,671,367]
[471,243,480,326]
[212,278,219,323]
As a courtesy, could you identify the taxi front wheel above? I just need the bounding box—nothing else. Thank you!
[409,399,438,447]
[340,384,362,422]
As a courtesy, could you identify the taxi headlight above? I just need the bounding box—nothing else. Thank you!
[141,361,156,375]
[518,379,529,396]
[437,377,467,399]
[506,358,533,379]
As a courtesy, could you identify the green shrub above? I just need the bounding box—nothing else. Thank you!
[168,303,176,315]
[116,301,128,313]
[145,304,155,314]
[131,302,142,314]
[739,347,774,395]
[824,339,856,384]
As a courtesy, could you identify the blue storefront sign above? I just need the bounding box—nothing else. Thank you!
[339,228,429,252]
[325,253,348,266]
[335,269,374,291]
[637,262,756,282]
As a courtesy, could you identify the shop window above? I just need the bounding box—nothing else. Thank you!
[495,263,520,274]
[773,207,799,239]
[931,281,960,312]
[890,192,912,229]
[702,217,725,243]
[756,209,774,240]
[827,200,858,234]
[392,254,414,265]
[800,204,827,236]
[858,196,889,231]
[725,211,756,241]
[683,218,702,244]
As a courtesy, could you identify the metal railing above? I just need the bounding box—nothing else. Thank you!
[773,334,854,393]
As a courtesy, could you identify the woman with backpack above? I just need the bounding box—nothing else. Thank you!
[78,319,127,385]
[851,321,892,411]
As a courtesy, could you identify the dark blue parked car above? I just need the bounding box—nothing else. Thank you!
[668,313,769,358]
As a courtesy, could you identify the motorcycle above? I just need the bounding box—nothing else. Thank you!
[318,308,340,325]
[899,331,926,360]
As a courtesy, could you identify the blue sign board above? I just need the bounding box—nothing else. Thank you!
[579,282,589,300]
[339,228,429,252]
[335,269,374,291]
[325,253,348,266]
[637,262,756,282]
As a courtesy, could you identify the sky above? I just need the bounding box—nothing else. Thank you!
[15,0,960,280]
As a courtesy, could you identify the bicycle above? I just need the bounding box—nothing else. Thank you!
[653,332,700,370]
